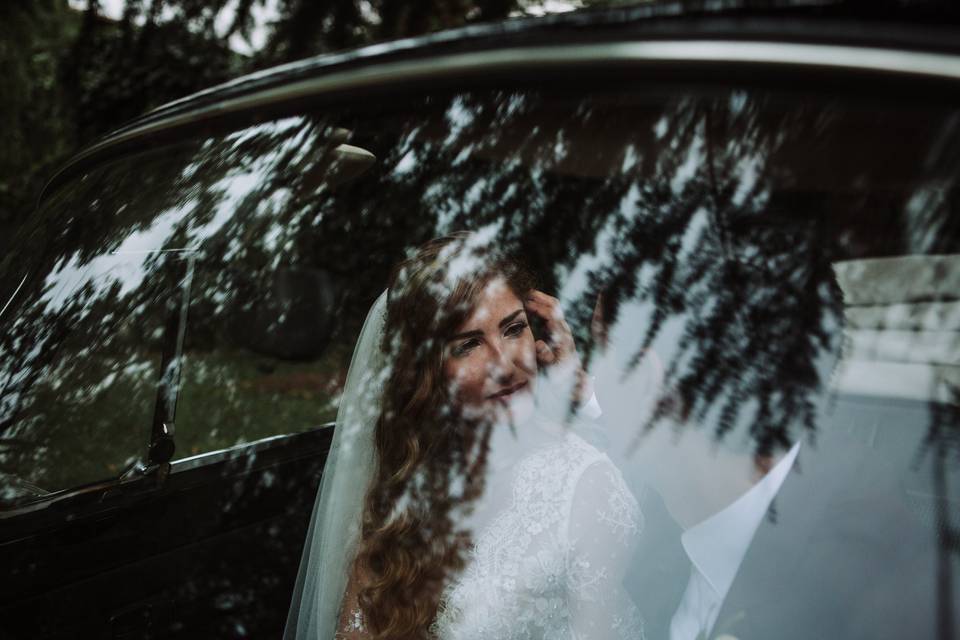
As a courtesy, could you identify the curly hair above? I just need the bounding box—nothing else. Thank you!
[352,232,534,639]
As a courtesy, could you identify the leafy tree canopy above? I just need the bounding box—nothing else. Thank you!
[0,0,617,252]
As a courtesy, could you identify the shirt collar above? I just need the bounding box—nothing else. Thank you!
[680,441,801,600]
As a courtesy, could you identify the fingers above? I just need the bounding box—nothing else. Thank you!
[524,290,575,359]
[535,339,556,365]
[526,290,562,323]
[591,291,608,349]
[528,291,597,406]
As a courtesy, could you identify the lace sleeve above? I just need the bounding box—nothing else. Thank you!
[566,459,645,640]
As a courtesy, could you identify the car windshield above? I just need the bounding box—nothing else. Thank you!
[2,83,958,636]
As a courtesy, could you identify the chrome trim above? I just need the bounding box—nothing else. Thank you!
[0,425,333,519]
[0,475,137,519]
[60,40,960,176]
[0,274,28,321]
[169,423,334,472]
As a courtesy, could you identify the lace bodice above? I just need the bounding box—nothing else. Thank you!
[338,428,644,639]
[430,431,644,639]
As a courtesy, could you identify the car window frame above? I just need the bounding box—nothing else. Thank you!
[8,32,960,521]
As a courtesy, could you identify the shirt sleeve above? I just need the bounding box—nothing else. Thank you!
[566,458,646,640]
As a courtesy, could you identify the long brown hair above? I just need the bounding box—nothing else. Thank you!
[353,232,533,639]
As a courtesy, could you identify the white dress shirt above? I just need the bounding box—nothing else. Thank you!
[670,442,801,640]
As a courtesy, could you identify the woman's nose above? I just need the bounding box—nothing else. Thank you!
[488,343,516,382]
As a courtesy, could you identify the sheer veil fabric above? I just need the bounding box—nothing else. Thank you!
[284,291,389,640]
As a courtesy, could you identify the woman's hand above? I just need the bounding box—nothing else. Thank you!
[524,290,578,367]
[524,290,592,405]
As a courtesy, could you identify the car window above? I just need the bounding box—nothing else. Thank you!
[0,250,178,501]
[3,80,959,634]
[0,120,383,501]
[0,139,203,501]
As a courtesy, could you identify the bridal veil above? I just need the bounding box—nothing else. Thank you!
[284,290,389,640]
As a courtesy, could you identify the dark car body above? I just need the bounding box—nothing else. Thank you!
[3,2,960,638]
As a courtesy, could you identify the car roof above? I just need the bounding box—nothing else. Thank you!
[41,0,960,201]
[118,0,960,133]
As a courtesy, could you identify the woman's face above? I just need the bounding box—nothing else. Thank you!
[443,277,537,422]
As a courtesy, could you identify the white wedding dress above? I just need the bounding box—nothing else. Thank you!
[428,420,645,640]
[285,292,645,640]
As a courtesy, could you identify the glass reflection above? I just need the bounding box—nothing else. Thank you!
[0,84,956,639]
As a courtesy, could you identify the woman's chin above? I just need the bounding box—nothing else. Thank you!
[490,388,536,426]
[507,389,536,425]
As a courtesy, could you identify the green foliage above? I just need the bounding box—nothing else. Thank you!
[2,0,603,254]
[61,3,240,144]
[0,0,78,248]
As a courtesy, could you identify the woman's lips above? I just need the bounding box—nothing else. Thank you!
[488,381,529,400]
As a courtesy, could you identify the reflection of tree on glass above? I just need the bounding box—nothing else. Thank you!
[0,248,186,500]
[286,233,643,640]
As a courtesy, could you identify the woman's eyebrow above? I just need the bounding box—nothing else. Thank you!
[449,310,525,341]
[449,329,482,341]
[498,309,524,328]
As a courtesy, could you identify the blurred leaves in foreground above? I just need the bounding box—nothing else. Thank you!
[0,0,619,253]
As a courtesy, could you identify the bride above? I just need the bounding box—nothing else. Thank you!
[284,233,643,640]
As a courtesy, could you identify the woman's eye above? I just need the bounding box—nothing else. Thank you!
[505,321,528,337]
[452,339,481,357]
